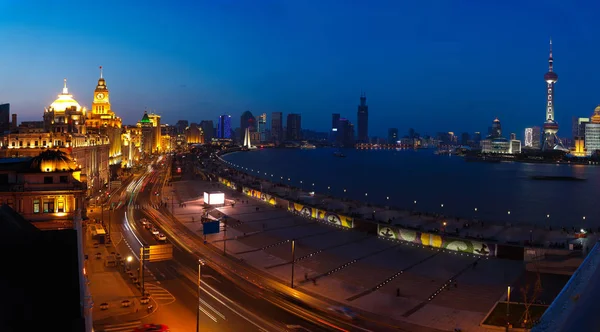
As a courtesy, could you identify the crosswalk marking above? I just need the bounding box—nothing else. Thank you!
[145,282,175,304]
[98,320,141,332]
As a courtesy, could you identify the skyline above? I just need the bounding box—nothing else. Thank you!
[2,2,600,137]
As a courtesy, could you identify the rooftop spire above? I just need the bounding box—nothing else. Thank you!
[548,38,554,72]
[99,66,103,79]
[62,78,69,94]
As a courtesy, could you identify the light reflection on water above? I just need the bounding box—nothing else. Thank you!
[223,148,599,228]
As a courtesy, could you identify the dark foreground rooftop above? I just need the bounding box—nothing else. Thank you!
[0,204,84,332]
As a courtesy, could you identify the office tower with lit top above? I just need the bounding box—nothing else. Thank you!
[357,93,368,143]
[542,39,567,151]
[217,115,231,139]
[271,112,283,144]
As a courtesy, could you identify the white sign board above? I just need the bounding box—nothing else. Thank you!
[204,192,225,205]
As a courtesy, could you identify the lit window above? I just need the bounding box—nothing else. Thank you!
[33,200,40,213]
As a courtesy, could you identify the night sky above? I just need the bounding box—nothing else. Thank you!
[1,1,599,138]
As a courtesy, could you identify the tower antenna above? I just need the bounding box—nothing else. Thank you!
[99,66,103,79]
[63,78,68,94]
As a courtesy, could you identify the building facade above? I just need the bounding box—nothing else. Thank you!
[240,111,256,142]
[257,113,267,143]
[286,113,301,141]
[0,103,9,134]
[85,67,122,166]
[357,93,369,143]
[388,128,398,144]
[271,112,283,144]
[217,115,231,139]
[584,106,600,155]
[0,150,86,223]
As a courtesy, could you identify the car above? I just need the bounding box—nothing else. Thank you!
[327,306,357,320]
[145,222,153,230]
[151,228,159,235]
[156,233,167,241]
[134,324,170,332]
[140,218,149,227]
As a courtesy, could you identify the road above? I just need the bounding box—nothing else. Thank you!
[104,164,340,331]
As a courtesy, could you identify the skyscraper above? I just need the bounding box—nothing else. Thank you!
[388,128,398,144]
[461,132,470,146]
[217,115,231,139]
[532,126,542,149]
[357,93,369,143]
[525,128,533,147]
[585,106,600,155]
[240,110,256,141]
[542,39,566,151]
[286,113,301,141]
[200,120,214,142]
[338,118,355,147]
[271,112,283,144]
[257,113,267,142]
[0,103,9,133]
[331,113,340,143]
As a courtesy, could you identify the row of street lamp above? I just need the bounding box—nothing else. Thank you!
[220,158,592,224]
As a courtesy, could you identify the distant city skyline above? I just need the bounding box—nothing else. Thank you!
[2,2,600,137]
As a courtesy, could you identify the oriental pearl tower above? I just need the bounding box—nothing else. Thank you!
[542,39,567,151]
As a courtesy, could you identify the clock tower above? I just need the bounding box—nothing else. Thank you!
[92,66,111,115]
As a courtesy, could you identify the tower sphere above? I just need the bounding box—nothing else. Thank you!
[544,72,558,83]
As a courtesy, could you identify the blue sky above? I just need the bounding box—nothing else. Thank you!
[1,0,599,138]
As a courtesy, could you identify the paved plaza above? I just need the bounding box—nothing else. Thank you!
[163,178,529,331]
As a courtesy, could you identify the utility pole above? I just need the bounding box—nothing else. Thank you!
[140,246,145,296]
[291,239,296,289]
[196,259,205,332]
[223,221,228,255]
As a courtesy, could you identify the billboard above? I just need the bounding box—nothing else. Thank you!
[377,224,495,256]
[218,177,237,190]
[242,187,277,205]
[204,192,225,205]
[288,202,353,228]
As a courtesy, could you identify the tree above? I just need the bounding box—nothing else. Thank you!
[30,149,72,171]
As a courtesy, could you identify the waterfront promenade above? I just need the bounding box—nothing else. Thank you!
[163,176,525,331]
[217,155,597,254]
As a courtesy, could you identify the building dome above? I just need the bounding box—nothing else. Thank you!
[590,106,600,124]
[49,79,82,112]
[544,72,558,82]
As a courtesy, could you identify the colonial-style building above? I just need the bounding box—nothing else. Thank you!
[0,150,86,225]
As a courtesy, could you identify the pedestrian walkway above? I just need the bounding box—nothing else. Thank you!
[96,320,142,332]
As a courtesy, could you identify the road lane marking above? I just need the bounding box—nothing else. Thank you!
[200,297,226,320]
[199,304,218,322]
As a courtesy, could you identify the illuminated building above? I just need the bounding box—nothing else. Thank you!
[121,125,141,167]
[185,123,203,144]
[357,93,368,143]
[139,112,155,154]
[525,128,533,147]
[147,112,162,152]
[0,150,86,223]
[0,79,110,195]
[217,115,231,139]
[573,137,586,157]
[257,113,267,142]
[542,39,567,151]
[584,106,600,155]
[481,118,516,154]
[85,67,122,166]
[509,140,521,154]
[271,112,282,144]
[286,113,302,141]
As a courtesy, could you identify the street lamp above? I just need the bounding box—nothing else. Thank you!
[365,193,368,197]
[290,239,296,289]
[506,286,511,332]
[197,258,206,332]
[300,180,303,191]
